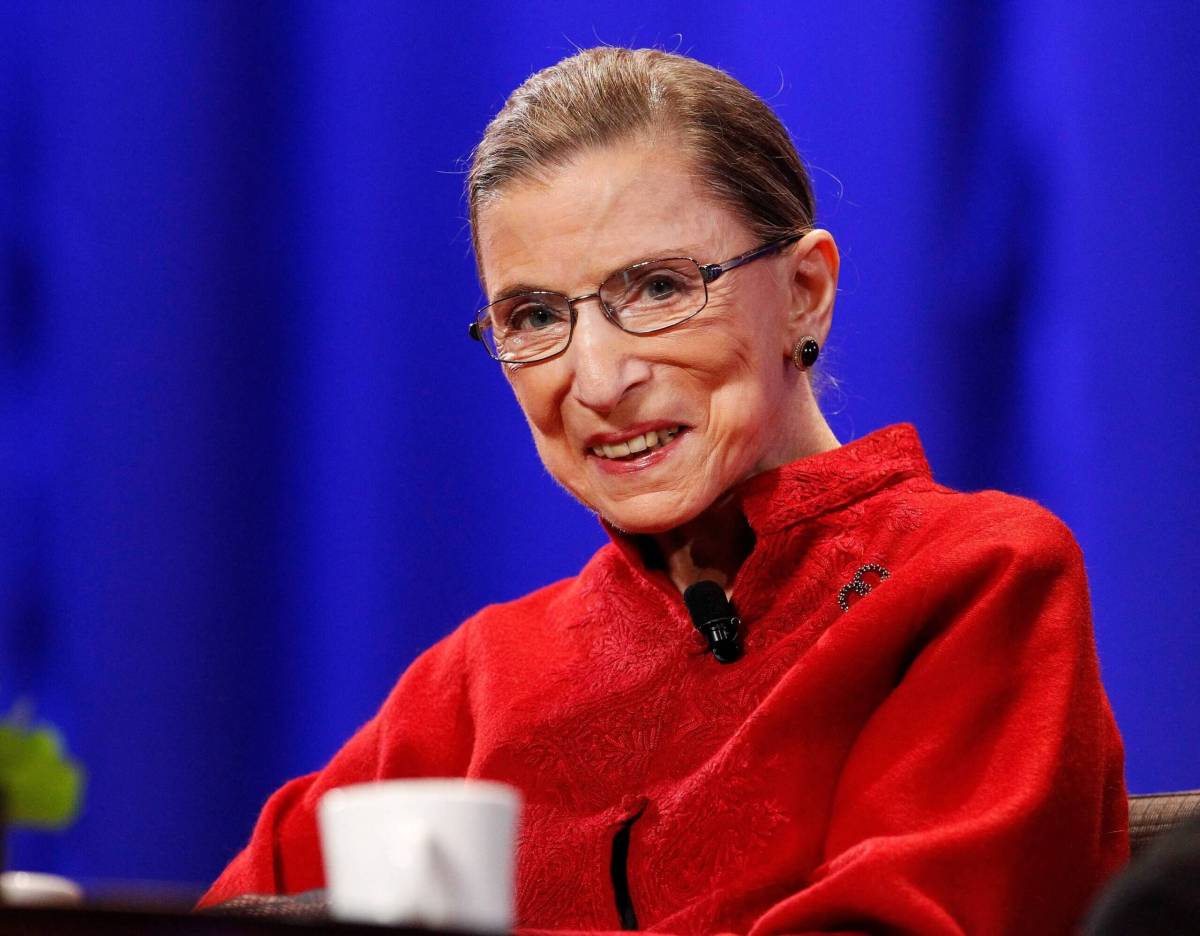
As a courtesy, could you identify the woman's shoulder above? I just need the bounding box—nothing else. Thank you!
[859,482,1097,655]
[458,541,620,634]
[463,574,580,627]
[898,479,1085,572]
[378,563,602,704]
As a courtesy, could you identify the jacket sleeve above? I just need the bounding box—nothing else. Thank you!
[197,626,474,908]
[740,506,1129,936]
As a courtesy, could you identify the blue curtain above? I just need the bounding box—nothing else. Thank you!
[2,1,1197,891]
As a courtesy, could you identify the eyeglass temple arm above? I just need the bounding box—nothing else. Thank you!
[699,233,805,284]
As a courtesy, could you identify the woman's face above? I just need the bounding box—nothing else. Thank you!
[475,139,817,535]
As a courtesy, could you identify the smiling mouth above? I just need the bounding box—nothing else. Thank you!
[589,426,683,460]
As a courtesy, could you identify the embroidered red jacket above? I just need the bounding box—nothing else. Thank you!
[200,425,1128,935]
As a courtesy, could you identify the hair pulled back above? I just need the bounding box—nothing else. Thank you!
[467,47,816,276]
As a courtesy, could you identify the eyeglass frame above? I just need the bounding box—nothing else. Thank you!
[467,231,807,364]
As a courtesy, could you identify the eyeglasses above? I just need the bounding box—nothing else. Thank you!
[468,233,804,364]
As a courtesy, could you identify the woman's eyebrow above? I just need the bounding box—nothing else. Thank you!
[490,282,551,302]
[611,247,698,270]
[489,249,703,303]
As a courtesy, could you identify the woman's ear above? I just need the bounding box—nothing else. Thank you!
[781,229,840,352]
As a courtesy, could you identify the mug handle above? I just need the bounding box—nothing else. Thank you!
[387,821,454,927]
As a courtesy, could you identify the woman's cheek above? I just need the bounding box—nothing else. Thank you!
[512,372,562,434]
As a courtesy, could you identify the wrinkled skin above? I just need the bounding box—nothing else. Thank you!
[476,138,841,583]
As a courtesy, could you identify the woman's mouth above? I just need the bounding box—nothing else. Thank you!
[590,426,682,460]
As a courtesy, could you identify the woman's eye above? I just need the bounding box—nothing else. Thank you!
[645,276,678,300]
[508,302,564,331]
[624,269,684,305]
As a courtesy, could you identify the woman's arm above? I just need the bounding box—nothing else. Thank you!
[197,626,473,908]
[742,510,1127,935]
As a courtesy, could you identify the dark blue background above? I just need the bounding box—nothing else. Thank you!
[2,1,1197,893]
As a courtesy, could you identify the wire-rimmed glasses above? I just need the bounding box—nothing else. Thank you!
[468,233,805,364]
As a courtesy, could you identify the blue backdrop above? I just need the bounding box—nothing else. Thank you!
[2,1,1197,894]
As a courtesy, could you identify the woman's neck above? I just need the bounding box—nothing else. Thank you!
[652,497,756,594]
[648,410,840,595]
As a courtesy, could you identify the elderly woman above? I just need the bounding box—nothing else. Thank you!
[201,48,1127,934]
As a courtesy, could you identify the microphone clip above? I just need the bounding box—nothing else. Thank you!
[683,580,744,664]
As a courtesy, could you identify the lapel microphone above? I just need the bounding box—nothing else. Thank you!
[683,580,743,664]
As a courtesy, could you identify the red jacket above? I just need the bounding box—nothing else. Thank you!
[201,425,1128,934]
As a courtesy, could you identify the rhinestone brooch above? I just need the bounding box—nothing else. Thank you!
[838,563,891,613]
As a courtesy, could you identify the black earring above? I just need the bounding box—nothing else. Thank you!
[792,336,820,370]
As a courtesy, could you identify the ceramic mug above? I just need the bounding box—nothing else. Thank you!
[317,778,520,930]
[0,871,84,906]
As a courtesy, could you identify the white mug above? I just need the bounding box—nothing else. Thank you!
[0,871,84,906]
[317,778,521,931]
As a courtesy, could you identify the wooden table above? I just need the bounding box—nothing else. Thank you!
[0,904,465,934]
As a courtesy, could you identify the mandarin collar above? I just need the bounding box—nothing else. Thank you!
[735,423,930,534]
[602,424,931,567]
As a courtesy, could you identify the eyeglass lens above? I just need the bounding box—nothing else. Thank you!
[477,257,707,363]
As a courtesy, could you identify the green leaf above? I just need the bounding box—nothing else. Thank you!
[0,721,86,830]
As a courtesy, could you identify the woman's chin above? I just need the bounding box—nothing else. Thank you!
[595,492,711,537]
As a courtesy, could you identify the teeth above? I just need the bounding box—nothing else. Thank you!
[591,426,682,460]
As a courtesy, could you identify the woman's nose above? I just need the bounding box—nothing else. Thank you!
[564,298,651,416]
